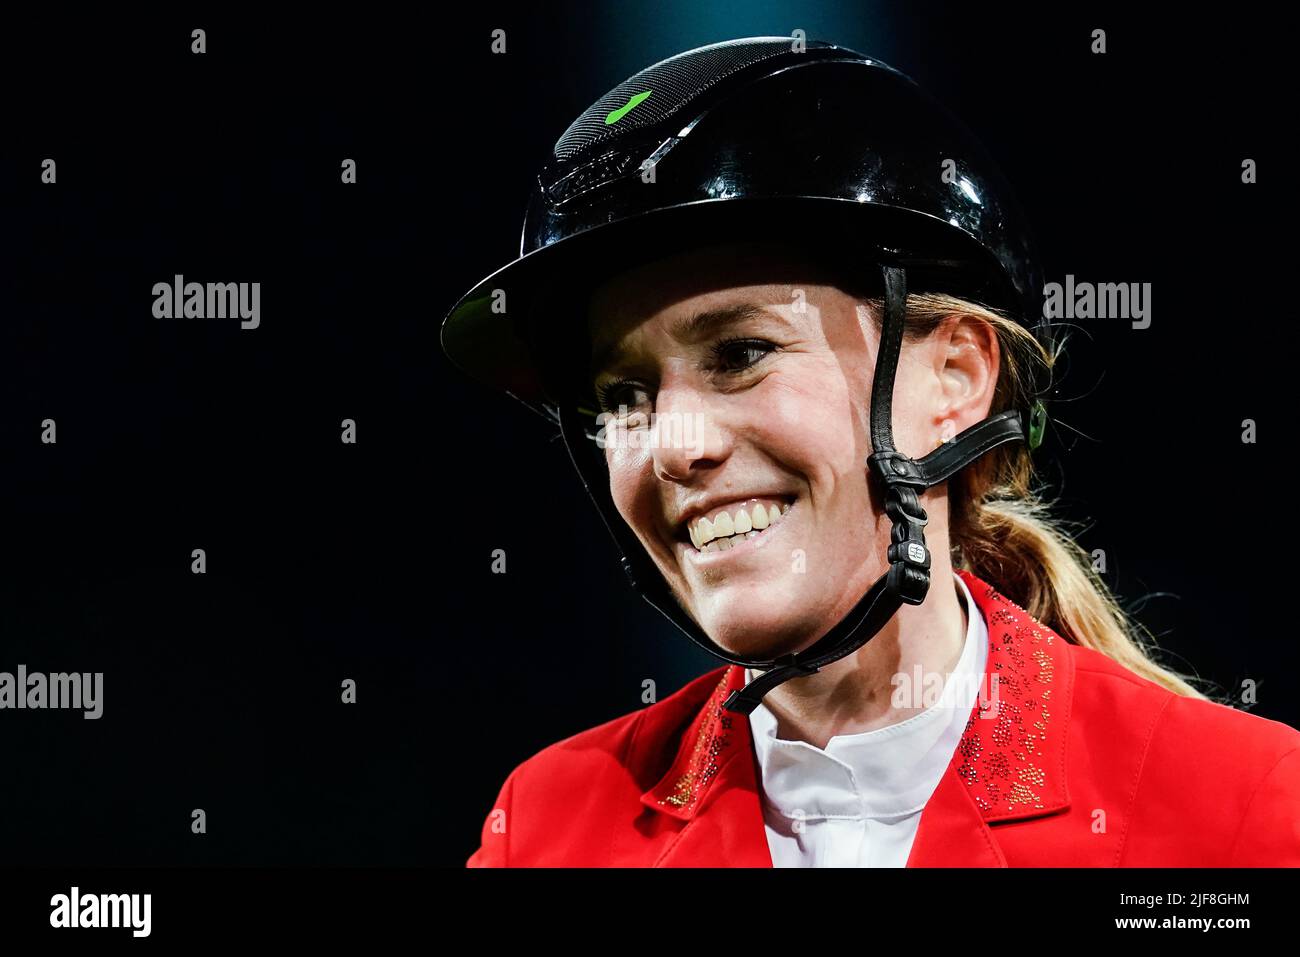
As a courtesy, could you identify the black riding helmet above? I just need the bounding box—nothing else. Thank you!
[441,37,1052,714]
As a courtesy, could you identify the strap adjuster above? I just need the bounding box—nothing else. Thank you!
[878,482,931,606]
[867,450,929,491]
[883,484,929,527]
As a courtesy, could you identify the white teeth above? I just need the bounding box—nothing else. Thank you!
[687,499,794,553]
[697,516,713,544]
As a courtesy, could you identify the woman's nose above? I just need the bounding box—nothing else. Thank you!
[649,383,729,483]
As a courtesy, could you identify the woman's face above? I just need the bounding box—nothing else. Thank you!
[586,243,989,659]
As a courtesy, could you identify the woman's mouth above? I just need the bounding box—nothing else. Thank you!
[680,496,794,559]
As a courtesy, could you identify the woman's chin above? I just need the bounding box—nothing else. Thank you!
[691,599,821,660]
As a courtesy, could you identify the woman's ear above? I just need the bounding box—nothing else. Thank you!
[933,313,999,437]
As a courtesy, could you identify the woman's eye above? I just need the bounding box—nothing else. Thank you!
[595,381,651,416]
[713,338,776,373]
[593,339,776,412]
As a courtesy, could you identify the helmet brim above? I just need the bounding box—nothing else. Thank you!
[440,194,1019,416]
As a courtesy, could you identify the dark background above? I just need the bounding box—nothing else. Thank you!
[0,4,1289,866]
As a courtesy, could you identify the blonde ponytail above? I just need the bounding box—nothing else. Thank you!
[864,292,1222,701]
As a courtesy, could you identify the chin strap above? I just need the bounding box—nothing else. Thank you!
[720,263,1028,714]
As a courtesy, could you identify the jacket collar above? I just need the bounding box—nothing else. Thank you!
[639,570,1076,865]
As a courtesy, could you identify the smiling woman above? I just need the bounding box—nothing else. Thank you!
[585,244,941,660]
[441,37,1300,867]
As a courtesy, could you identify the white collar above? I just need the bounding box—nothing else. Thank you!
[744,571,988,821]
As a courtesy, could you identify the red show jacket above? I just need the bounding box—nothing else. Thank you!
[468,570,1300,866]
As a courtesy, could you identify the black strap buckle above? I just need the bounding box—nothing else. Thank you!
[867,450,928,491]
[867,453,933,609]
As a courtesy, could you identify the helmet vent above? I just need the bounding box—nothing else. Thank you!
[553,37,831,163]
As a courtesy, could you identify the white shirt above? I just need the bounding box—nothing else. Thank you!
[744,571,988,867]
